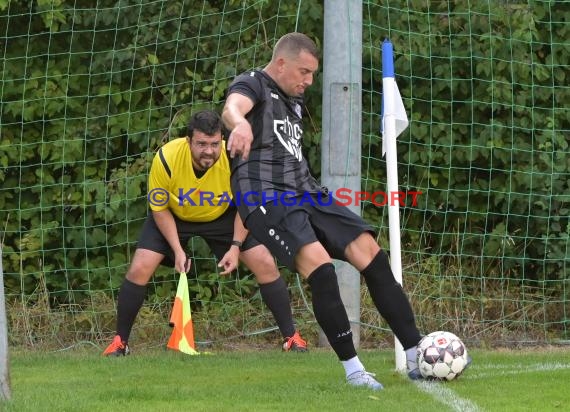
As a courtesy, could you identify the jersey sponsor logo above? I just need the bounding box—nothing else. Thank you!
[274,116,303,161]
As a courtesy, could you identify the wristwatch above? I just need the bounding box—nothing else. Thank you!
[231,240,243,248]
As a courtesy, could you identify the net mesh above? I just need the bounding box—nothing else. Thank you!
[1,0,568,350]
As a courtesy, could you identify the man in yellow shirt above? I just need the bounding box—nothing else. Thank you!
[103,110,306,355]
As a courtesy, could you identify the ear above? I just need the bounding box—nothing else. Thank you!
[276,56,287,72]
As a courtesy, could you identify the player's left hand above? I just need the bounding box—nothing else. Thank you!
[218,247,240,275]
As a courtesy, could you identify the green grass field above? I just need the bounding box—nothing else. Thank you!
[2,346,570,411]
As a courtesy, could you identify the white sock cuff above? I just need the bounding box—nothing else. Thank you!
[405,346,418,369]
[342,356,365,377]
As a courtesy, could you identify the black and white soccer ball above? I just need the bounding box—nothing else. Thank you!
[417,331,468,381]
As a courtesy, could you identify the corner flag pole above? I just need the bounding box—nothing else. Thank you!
[381,39,410,373]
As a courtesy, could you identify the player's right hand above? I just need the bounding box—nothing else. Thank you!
[227,122,253,160]
[174,251,191,274]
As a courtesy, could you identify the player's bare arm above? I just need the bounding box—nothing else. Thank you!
[152,209,189,273]
[222,93,255,160]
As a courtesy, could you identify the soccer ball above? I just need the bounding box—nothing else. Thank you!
[417,331,468,381]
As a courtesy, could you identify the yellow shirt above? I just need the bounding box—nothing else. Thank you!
[148,138,231,222]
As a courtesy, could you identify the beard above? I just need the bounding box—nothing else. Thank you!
[194,155,216,171]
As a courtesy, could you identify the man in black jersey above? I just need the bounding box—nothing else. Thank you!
[222,32,425,390]
[103,110,307,356]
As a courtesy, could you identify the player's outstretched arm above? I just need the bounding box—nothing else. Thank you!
[222,93,255,160]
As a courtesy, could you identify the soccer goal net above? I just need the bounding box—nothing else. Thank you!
[1,1,568,351]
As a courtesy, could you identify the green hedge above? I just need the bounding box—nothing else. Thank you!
[361,0,569,283]
[1,0,567,303]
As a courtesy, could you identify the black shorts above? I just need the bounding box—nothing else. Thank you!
[244,194,375,271]
[136,206,259,268]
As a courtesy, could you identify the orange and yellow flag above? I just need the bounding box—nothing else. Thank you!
[167,272,199,355]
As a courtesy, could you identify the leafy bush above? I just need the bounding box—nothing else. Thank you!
[1,1,567,346]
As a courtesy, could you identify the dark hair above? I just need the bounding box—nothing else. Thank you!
[272,32,319,60]
[187,110,223,138]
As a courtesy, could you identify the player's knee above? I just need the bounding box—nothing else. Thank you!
[125,260,156,285]
[243,245,279,276]
[345,232,380,270]
[253,271,280,284]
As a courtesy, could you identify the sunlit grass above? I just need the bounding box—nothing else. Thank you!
[2,347,570,411]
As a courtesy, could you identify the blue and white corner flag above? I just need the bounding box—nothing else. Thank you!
[381,39,409,156]
[381,38,409,373]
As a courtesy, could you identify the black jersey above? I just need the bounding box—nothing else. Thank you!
[227,70,322,218]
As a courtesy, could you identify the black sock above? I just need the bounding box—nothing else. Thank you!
[259,277,296,338]
[116,278,147,342]
[361,250,422,349]
[308,263,356,361]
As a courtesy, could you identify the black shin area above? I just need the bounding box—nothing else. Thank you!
[259,277,295,338]
[361,250,422,349]
[308,263,356,361]
[116,278,147,342]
